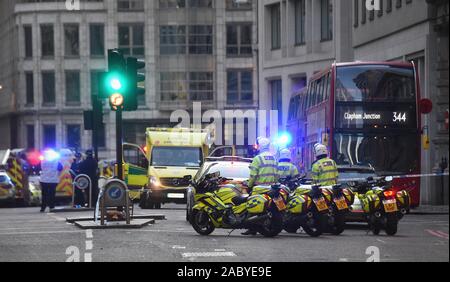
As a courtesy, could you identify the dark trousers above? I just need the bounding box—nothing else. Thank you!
[40,182,57,210]
[74,188,85,207]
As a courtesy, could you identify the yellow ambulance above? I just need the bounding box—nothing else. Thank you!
[138,128,213,209]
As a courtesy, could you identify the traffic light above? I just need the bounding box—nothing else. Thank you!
[106,49,128,111]
[125,57,146,112]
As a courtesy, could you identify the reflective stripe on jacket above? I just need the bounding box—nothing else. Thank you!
[277,161,300,179]
[248,151,278,188]
[311,157,339,186]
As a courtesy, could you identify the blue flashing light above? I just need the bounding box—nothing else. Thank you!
[275,132,292,148]
[43,149,60,162]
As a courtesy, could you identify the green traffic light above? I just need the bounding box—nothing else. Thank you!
[110,78,122,91]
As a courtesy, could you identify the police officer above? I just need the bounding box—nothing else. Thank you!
[277,149,300,179]
[311,144,339,186]
[78,150,99,207]
[71,152,84,208]
[243,137,278,236]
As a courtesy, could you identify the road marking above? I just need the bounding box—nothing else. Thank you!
[426,229,449,240]
[435,231,449,239]
[376,239,387,244]
[339,258,349,262]
[84,253,92,263]
[0,230,84,236]
[85,229,93,262]
[182,252,236,258]
[173,245,186,249]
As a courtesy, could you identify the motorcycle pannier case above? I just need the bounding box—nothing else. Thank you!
[246,195,268,214]
[287,194,312,214]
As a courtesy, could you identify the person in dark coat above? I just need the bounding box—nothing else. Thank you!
[78,150,99,207]
[71,152,84,207]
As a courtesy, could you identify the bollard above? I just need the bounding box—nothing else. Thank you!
[72,174,92,208]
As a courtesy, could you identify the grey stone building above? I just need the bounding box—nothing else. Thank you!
[258,0,448,204]
[0,0,259,158]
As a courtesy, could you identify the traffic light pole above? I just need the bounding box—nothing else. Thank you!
[116,108,124,181]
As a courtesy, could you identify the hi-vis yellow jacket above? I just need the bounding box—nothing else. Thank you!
[248,151,278,188]
[311,157,339,186]
[277,161,300,179]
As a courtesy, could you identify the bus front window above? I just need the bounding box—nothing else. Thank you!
[333,133,419,175]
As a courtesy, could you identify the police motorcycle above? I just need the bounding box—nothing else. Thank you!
[349,176,410,236]
[283,176,355,235]
[187,165,285,237]
[248,178,328,237]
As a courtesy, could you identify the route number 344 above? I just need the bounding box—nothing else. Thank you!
[393,112,407,123]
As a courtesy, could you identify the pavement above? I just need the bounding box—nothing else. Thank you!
[0,204,448,262]
[410,205,449,215]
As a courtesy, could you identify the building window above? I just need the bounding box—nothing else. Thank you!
[387,0,392,12]
[90,24,105,57]
[189,72,214,101]
[354,0,359,27]
[160,25,213,55]
[90,71,105,98]
[189,25,213,54]
[361,0,367,23]
[378,0,384,17]
[227,70,253,104]
[65,71,80,105]
[42,72,55,106]
[321,0,333,41]
[64,24,79,57]
[26,125,35,149]
[294,0,306,45]
[396,0,402,9]
[159,0,186,8]
[119,24,145,57]
[270,79,283,127]
[43,125,56,149]
[188,0,213,8]
[24,25,33,58]
[270,4,281,50]
[160,26,187,55]
[226,23,252,57]
[160,72,188,101]
[25,72,34,106]
[226,0,252,10]
[118,0,144,11]
[67,125,81,150]
[160,72,213,101]
[41,25,54,57]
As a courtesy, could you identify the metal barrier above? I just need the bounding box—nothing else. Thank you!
[72,174,92,208]
[98,179,133,226]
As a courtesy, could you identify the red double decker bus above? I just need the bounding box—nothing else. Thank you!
[287,61,427,207]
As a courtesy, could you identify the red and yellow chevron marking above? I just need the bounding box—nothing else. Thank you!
[56,166,73,197]
[7,158,24,190]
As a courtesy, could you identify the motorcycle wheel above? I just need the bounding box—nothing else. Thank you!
[330,214,346,236]
[385,215,398,236]
[191,210,215,236]
[303,213,324,237]
[258,212,283,238]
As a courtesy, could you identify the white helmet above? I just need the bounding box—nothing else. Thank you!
[257,137,271,151]
[279,149,292,161]
[314,143,328,159]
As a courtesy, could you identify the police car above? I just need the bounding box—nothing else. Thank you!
[186,156,252,221]
[0,171,16,206]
